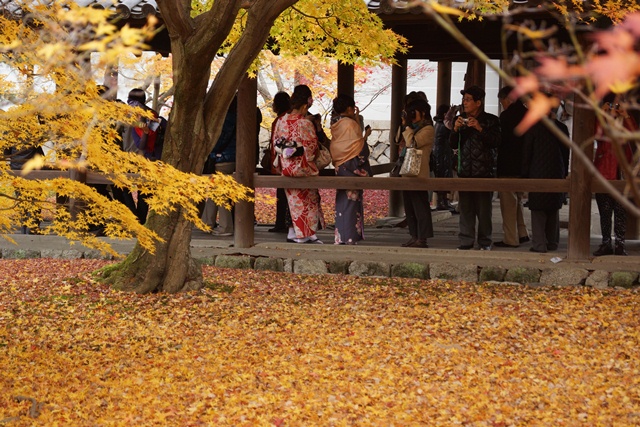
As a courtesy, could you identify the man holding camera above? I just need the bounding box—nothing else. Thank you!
[449,85,501,250]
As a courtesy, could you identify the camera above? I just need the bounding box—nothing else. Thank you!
[462,118,469,126]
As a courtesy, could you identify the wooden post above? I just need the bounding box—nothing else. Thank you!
[388,57,407,217]
[436,61,452,109]
[337,62,355,98]
[234,75,258,248]
[464,60,485,89]
[567,99,595,259]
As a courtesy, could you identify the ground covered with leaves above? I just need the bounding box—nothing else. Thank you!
[1,259,639,426]
[255,189,390,226]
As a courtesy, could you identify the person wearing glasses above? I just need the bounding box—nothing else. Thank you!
[449,85,501,251]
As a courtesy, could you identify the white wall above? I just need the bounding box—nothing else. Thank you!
[354,60,501,125]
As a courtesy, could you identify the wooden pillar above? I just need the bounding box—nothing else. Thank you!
[436,61,452,109]
[389,57,407,217]
[464,60,485,89]
[567,100,595,259]
[337,62,354,98]
[234,75,258,248]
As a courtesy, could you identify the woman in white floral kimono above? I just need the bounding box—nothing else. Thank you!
[273,85,325,244]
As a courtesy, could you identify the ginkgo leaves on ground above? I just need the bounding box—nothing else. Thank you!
[1,259,639,425]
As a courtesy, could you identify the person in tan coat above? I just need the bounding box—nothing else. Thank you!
[400,98,435,248]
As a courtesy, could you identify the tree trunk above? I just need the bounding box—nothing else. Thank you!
[101,0,300,293]
[100,48,216,293]
[102,209,204,293]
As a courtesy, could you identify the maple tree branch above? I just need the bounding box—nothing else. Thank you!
[289,6,360,48]
[421,3,640,216]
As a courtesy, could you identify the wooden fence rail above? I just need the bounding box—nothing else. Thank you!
[6,167,633,261]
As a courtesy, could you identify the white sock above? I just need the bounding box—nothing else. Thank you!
[287,227,296,240]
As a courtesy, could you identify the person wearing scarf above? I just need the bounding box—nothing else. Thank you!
[329,94,372,245]
[400,98,435,248]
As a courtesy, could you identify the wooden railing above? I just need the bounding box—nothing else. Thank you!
[7,167,631,260]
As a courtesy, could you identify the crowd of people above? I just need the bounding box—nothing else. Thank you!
[19,83,628,254]
[257,84,637,254]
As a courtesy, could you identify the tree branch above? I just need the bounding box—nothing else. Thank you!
[156,0,194,40]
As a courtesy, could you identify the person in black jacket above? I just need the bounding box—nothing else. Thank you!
[522,99,570,253]
[449,85,501,250]
[494,86,530,248]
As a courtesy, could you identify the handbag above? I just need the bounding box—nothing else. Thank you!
[399,139,422,177]
[315,144,332,169]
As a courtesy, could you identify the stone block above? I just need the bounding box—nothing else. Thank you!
[429,262,477,282]
[504,267,541,284]
[1,249,40,259]
[585,270,610,289]
[214,255,254,269]
[328,260,350,275]
[540,268,589,286]
[254,257,284,272]
[610,271,639,289]
[293,259,328,275]
[479,266,507,283]
[40,249,83,259]
[83,250,114,260]
[349,261,390,277]
[391,262,429,279]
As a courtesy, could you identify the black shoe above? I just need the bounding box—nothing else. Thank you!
[436,202,450,211]
[519,236,530,244]
[286,238,296,243]
[268,227,287,233]
[593,243,613,257]
[494,241,518,248]
[407,239,428,248]
[615,243,627,256]
[530,247,547,253]
[547,244,558,251]
[402,237,417,247]
[457,244,473,250]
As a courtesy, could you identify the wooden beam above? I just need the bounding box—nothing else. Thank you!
[253,176,570,192]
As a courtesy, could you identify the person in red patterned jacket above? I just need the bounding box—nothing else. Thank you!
[593,93,637,256]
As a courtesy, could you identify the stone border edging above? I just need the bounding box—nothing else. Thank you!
[3,249,639,289]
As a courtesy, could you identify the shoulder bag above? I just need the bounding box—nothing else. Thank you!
[399,137,422,177]
[315,143,332,169]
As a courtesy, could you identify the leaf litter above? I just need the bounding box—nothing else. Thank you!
[1,259,639,426]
